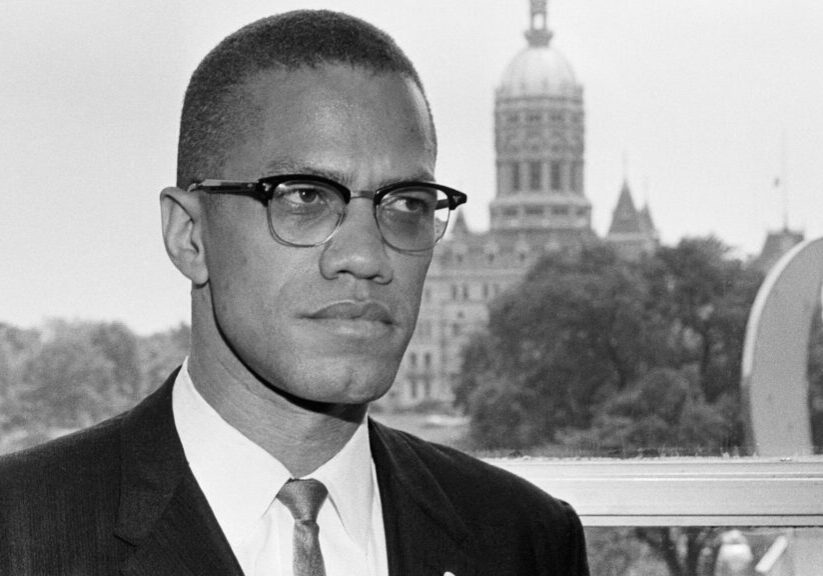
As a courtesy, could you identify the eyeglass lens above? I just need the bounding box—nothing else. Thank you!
[266,180,451,251]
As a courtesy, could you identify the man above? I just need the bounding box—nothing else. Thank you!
[0,10,588,575]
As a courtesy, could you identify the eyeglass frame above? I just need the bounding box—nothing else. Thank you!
[187,173,467,253]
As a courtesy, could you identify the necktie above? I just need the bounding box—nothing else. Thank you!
[277,478,328,576]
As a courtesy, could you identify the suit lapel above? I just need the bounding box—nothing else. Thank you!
[114,372,244,576]
[370,419,480,576]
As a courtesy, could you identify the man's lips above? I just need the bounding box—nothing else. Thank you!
[305,301,395,324]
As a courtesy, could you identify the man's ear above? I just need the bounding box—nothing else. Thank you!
[160,187,209,286]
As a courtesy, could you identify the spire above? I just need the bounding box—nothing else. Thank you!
[640,204,656,234]
[608,179,642,235]
[525,0,553,47]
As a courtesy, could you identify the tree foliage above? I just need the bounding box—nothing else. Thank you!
[456,237,763,453]
[0,320,189,453]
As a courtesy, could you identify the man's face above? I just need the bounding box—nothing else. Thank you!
[199,64,436,405]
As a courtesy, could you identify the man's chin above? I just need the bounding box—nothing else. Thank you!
[259,355,400,407]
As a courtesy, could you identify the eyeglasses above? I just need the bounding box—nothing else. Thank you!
[188,174,467,253]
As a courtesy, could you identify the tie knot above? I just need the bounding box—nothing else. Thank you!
[277,478,328,522]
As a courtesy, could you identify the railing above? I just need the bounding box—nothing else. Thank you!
[487,457,823,527]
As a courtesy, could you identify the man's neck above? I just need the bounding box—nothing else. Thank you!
[187,346,367,478]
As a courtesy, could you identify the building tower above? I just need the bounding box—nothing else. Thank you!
[605,178,659,260]
[490,0,592,250]
[381,0,592,409]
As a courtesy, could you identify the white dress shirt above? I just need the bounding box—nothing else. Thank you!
[172,360,388,576]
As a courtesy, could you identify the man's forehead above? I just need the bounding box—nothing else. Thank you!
[217,63,436,182]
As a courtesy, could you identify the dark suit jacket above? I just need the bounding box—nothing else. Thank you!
[0,371,589,575]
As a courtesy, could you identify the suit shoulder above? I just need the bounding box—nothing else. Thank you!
[372,421,576,521]
[0,412,125,494]
[372,421,590,575]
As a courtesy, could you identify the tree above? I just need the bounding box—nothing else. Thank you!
[559,368,735,457]
[644,238,763,404]
[139,323,190,395]
[457,237,762,453]
[0,320,192,454]
[19,333,123,430]
[0,323,42,437]
[88,321,143,403]
[455,243,658,449]
[455,237,764,576]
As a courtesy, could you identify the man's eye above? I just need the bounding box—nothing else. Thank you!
[285,186,323,204]
[272,183,344,213]
[384,191,436,214]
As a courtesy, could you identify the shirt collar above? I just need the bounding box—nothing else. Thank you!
[172,358,375,553]
[308,410,374,551]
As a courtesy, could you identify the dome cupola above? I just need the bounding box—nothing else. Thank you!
[497,0,580,99]
[491,0,590,240]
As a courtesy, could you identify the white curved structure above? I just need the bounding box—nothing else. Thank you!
[742,236,823,456]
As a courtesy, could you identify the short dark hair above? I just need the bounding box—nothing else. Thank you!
[177,10,434,188]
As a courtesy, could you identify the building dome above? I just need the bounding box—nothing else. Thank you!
[497,45,578,99]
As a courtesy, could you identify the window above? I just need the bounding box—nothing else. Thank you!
[462,284,469,300]
[409,352,417,368]
[511,162,521,191]
[423,352,431,368]
[570,161,581,192]
[453,323,461,336]
[503,207,518,217]
[550,161,562,191]
[525,206,544,216]
[528,161,542,191]
[552,206,569,216]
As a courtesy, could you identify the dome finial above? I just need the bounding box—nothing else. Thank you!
[525,0,553,47]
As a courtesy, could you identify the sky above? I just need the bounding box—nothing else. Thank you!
[2,0,822,335]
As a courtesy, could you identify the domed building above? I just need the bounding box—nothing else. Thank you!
[381,0,655,408]
[491,0,591,243]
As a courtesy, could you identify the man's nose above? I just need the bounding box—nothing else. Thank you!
[318,198,393,283]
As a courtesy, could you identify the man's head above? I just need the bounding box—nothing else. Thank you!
[162,11,452,408]
[176,10,436,190]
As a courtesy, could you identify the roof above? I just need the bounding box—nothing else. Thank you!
[497,45,579,99]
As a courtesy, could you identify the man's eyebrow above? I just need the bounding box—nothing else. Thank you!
[262,160,350,184]
[261,161,435,188]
